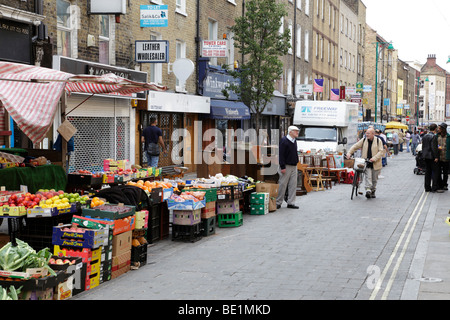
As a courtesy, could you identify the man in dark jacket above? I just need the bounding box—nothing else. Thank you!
[436,123,450,190]
[422,123,442,192]
[276,126,300,209]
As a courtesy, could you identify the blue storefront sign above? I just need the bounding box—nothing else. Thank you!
[140,5,168,27]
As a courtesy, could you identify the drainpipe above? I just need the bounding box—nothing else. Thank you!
[195,0,201,95]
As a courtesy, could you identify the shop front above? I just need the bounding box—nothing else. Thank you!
[139,90,210,173]
[52,56,148,173]
[0,5,45,148]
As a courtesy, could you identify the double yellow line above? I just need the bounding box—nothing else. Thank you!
[369,191,429,300]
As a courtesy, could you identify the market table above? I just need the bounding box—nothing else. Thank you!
[0,165,67,193]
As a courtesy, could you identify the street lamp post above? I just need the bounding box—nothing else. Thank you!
[374,41,394,123]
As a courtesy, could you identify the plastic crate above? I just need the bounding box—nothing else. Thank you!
[171,223,202,242]
[81,204,135,220]
[217,211,243,228]
[201,216,216,236]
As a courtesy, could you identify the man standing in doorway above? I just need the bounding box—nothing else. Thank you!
[141,117,166,167]
[277,126,300,209]
[437,123,450,190]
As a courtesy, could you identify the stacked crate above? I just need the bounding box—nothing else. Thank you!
[171,208,203,242]
[131,209,149,269]
[79,204,135,280]
[217,198,243,228]
[193,188,217,237]
[249,192,269,215]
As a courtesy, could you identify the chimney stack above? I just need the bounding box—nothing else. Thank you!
[427,54,437,66]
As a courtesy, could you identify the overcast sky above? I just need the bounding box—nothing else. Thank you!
[362,0,450,72]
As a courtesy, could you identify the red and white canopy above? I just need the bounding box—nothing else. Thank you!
[0,62,166,144]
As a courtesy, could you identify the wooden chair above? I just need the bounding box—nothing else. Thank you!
[307,166,325,191]
[324,155,347,184]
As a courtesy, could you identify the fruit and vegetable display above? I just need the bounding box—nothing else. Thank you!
[0,239,55,276]
[0,285,22,300]
[127,180,174,192]
[169,191,205,202]
[1,190,89,210]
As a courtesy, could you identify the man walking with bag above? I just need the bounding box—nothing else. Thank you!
[277,126,300,209]
[141,117,166,167]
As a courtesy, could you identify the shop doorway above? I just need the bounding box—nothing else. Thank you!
[140,111,183,167]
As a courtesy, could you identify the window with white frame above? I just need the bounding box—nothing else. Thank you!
[279,17,284,35]
[297,0,302,10]
[99,15,111,64]
[305,0,310,16]
[57,0,77,58]
[176,0,187,16]
[208,19,218,65]
[296,25,301,58]
[175,40,186,91]
[288,21,293,55]
[149,33,162,84]
[304,31,309,61]
[287,69,292,95]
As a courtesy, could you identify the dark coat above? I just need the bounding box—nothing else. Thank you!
[421,132,439,160]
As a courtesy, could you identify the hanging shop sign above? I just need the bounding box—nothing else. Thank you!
[295,84,313,96]
[0,18,31,64]
[201,40,228,58]
[53,55,148,99]
[135,40,169,63]
[140,5,168,27]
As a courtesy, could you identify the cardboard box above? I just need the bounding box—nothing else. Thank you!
[255,183,279,198]
[250,192,269,204]
[217,199,240,214]
[250,204,269,215]
[269,197,277,212]
[201,201,216,219]
[173,209,201,226]
[112,230,132,256]
[111,250,131,279]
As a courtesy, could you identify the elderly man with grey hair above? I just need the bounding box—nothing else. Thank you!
[277,126,300,209]
[346,127,385,199]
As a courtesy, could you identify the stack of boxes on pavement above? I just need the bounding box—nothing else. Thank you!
[51,202,136,295]
[216,184,243,228]
[249,192,269,215]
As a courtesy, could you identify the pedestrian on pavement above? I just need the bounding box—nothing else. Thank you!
[392,131,399,155]
[405,130,411,153]
[421,123,442,193]
[411,130,421,156]
[141,117,166,168]
[436,123,450,190]
[346,128,385,199]
[375,129,389,168]
[399,129,405,152]
[277,126,300,209]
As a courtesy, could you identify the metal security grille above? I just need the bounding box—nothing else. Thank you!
[67,116,130,173]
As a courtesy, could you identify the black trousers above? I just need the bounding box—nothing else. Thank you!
[424,159,440,191]
[437,161,450,189]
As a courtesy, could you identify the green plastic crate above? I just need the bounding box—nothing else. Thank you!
[217,211,243,228]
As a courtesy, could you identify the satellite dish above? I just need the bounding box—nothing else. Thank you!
[172,58,194,84]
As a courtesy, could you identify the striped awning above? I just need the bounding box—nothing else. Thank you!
[0,62,167,144]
